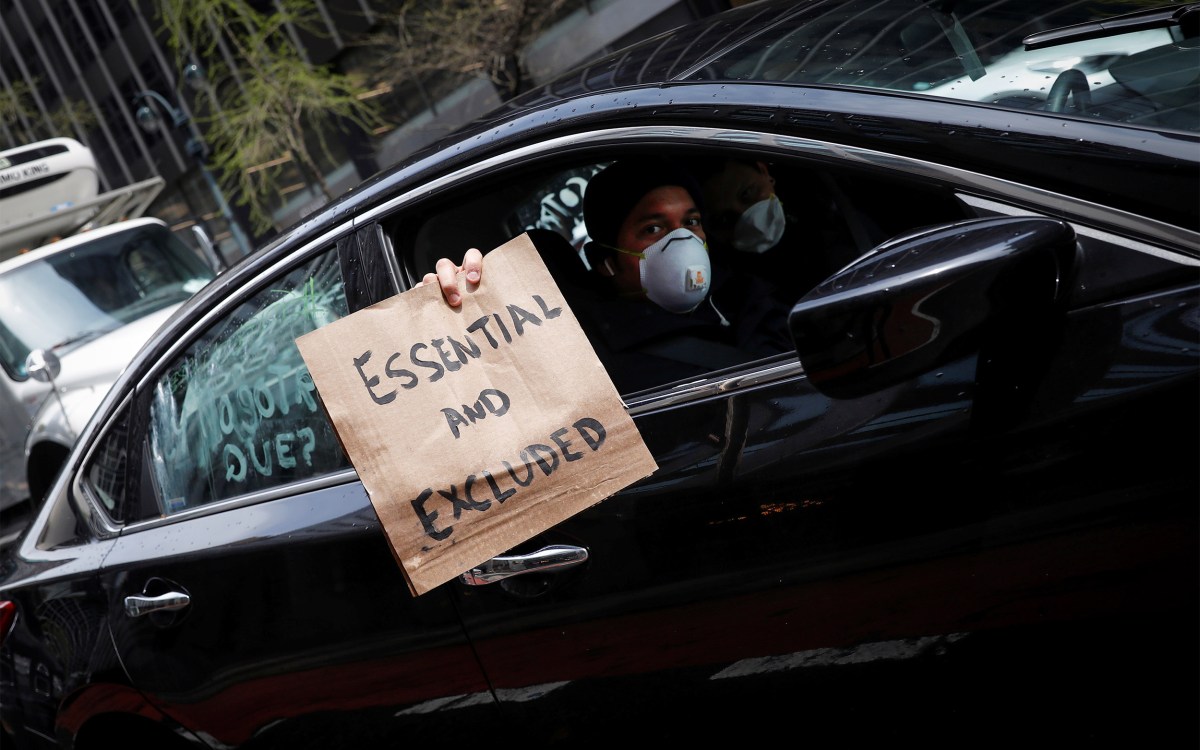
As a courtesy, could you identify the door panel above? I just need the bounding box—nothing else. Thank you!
[101,238,501,745]
[105,482,502,746]
[451,240,1198,745]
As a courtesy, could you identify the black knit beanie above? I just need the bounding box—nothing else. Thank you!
[583,157,706,249]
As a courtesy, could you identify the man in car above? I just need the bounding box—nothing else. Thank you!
[423,156,792,392]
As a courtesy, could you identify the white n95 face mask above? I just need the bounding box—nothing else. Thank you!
[619,228,711,313]
[732,194,786,254]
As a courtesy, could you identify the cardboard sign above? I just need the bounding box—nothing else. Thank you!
[296,233,657,595]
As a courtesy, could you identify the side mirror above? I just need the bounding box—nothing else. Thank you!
[789,216,1078,400]
[25,348,62,384]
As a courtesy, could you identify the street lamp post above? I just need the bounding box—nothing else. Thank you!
[132,88,252,263]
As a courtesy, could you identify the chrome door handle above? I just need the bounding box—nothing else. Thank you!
[460,544,588,586]
[124,591,191,618]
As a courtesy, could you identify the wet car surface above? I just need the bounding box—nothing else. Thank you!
[1,1,1197,748]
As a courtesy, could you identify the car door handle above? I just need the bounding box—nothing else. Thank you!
[460,544,588,586]
[124,591,191,618]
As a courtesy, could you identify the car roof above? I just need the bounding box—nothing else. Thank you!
[266,0,1198,257]
[479,0,1199,127]
[416,1,796,145]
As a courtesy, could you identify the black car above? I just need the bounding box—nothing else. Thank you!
[2,1,1197,747]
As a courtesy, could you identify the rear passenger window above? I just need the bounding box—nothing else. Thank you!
[142,248,350,514]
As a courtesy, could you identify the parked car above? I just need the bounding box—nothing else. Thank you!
[0,218,219,514]
[2,1,1196,748]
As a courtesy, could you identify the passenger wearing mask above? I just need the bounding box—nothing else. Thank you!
[423,157,793,393]
[691,157,860,302]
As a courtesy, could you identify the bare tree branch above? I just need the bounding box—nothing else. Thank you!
[358,0,584,99]
[157,0,385,234]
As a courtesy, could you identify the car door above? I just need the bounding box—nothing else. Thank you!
[96,234,503,747]
[384,136,1198,745]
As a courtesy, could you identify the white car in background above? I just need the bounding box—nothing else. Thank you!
[0,217,218,511]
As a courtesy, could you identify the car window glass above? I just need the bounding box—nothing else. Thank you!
[0,224,214,380]
[86,403,131,516]
[74,399,164,535]
[527,2,793,101]
[396,157,789,395]
[142,248,350,516]
[398,153,979,398]
[502,163,605,249]
[690,0,1200,133]
[394,152,973,396]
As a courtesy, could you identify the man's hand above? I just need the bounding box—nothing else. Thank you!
[419,247,483,307]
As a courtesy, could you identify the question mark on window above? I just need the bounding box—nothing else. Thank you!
[298,426,316,467]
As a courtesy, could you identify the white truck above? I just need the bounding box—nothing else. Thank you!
[0,138,226,513]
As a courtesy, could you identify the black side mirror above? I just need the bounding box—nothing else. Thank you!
[789,216,1078,400]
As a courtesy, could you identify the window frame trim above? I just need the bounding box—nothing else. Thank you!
[76,123,1200,533]
[359,125,1200,260]
[75,228,365,532]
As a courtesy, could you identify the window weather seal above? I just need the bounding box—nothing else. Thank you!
[1023,3,1199,51]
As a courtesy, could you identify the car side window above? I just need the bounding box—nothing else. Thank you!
[85,403,132,518]
[393,151,971,395]
[140,248,351,516]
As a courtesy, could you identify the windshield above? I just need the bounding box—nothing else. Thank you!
[690,0,1199,133]
[0,224,214,379]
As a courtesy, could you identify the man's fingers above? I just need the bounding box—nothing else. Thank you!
[422,250,482,307]
[435,257,462,306]
[462,247,483,285]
